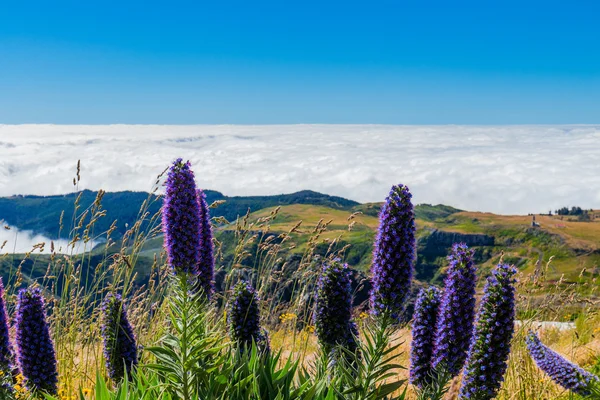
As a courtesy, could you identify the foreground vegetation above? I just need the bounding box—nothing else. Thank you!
[0,160,598,399]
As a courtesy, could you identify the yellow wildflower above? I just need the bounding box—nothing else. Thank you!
[279,312,297,322]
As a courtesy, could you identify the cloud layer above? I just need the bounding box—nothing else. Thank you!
[0,221,95,254]
[0,124,599,215]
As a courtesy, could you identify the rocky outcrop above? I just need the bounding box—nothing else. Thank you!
[423,229,495,247]
[416,229,495,281]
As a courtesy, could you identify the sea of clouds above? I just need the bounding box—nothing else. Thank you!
[0,221,97,254]
[0,124,599,217]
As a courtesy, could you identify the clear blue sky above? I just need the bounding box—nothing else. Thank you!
[1,1,599,124]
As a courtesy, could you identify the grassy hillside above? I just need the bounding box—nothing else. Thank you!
[1,190,598,302]
[0,189,358,239]
[215,203,600,294]
[430,211,600,283]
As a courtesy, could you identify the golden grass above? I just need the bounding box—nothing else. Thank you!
[457,211,600,250]
[227,205,600,252]
[267,317,600,400]
[223,204,380,232]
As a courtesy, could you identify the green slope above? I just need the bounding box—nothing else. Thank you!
[0,189,359,239]
[1,190,599,299]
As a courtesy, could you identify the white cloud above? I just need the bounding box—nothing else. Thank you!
[0,221,96,254]
[0,124,598,215]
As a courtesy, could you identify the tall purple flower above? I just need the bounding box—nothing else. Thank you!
[369,184,416,321]
[432,243,477,377]
[315,260,359,355]
[162,158,203,275]
[526,332,599,396]
[15,287,58,395]
[459,264,517,400]
[227,281,269,352]
[196,189,214,297]
[0,279,13,371]
[410,286,442,389]
[101,293,138,382]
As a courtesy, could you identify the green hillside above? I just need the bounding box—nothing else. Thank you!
[0,189,358,239]
[1,190,598,303]
[215,203,600,293]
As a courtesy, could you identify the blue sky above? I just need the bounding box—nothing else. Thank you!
[1,1,599,124]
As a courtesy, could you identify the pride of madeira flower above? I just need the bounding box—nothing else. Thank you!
[227,281,269,352]
[526,331,599,396]
[101,293,138,382]
[0,279,13,371]
[315,260,359,356]
[432,243,477,377]
[409,286,442,389]
[162,158,214,296]
[369,184,416,321]
[459,263,517,400]
[196,188,215,298]
[15,287,58,395]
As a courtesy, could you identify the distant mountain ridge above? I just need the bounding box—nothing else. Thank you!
[0,189,360,239]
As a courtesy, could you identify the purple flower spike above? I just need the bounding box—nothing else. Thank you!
[459,264,517,400]
[196,189,214,298]
[526,332,599,396]
[228,281,269,352]
[315,260,359,355]
[410,286,442,388]
[369,184,416,321]
[432,243,477,377]
[15,287,58,395]
[162,159,214,297]
[162,158,203,275]
[0,279,13,371]
[101,293,138,382]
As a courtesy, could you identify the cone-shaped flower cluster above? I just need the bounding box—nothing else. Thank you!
[228,281,269,352]
[101,293,138,382]
[369,184,416,321]
[459,263,517,400]
[315,260,358,355]
[0,279,13,371]
[195,189,214,297]
[410,286,442,388]
[15,287,58,395]
[526,331,599,396]
[162,158,204,276]
[432,243,477,377]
